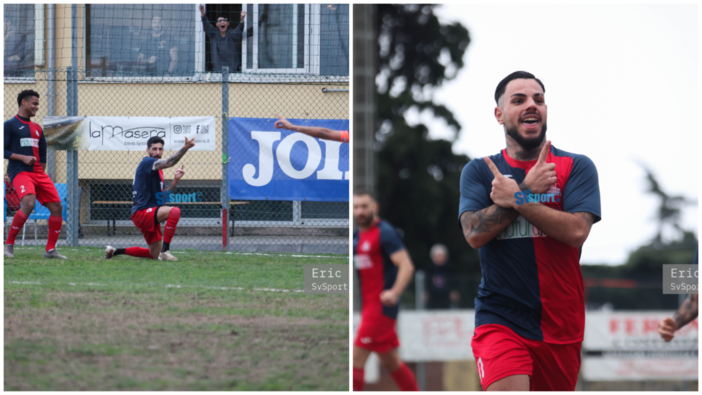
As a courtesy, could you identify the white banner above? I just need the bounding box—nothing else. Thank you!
[353,310,698,381]
[43,116,216,151]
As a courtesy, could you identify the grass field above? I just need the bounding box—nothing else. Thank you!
[4,246,349,391]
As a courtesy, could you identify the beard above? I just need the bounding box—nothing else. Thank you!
[506,122,547,152]
[354,213,373,228]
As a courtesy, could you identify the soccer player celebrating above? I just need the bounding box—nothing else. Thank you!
[105,136,194,261]
[658,248,698,342]
[4,90,67,259]
[458,71,601,391]
[352,191,419,391]
[273,114,349,143]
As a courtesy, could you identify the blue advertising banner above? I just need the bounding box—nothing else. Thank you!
[228,117,349,201]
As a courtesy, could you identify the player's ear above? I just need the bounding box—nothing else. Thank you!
[494,106,504,125]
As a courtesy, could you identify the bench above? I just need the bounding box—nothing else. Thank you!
[91,201,250,236]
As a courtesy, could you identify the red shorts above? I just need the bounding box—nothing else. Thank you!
[131,207,162,245]
[471,324,581,391]
[353,314,400,354]
[12,171,61,205]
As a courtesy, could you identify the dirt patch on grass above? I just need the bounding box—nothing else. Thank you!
[5,290,348,390]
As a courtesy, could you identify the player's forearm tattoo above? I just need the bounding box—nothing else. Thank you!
[154,146,188,170]
[673,294,698,329]
[577,212,595,228]
[460,206,519,241]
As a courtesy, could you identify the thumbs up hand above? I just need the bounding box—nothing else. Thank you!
[521,140,557,195]
[484,156,520,209]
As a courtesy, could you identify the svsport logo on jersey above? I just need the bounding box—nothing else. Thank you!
[155,191,203,205]
[514,189,559,205]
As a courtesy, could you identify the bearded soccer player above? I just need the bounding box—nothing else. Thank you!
[352,191,419,391]
[658,248,698,342]
[105,136,194,261]
[273,114,349,143]
[458,71,601,391]
[4,90,67,259]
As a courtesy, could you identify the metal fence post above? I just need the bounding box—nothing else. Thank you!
[415,270,426,391]
[221,66,229,250]
[67,4,79,247]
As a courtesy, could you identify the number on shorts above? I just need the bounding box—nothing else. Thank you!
[477,357,485,380]
[20,185,25,193]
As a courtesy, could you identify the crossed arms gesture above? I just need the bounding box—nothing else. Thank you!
[460,141,594,249]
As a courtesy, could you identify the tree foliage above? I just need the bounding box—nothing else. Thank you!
[374,5,477,280]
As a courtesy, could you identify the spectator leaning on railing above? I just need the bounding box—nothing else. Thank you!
[200,5,246,73]
[137,15,178,76]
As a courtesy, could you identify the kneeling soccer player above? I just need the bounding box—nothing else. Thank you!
[105,136,194,261]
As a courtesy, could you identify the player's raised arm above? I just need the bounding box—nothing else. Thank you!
[153,137,195,171]
[380,249,415,307]
[274,114,344,142]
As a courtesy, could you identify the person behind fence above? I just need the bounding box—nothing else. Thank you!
[424,244,460,310]
[274,114,349,143]
[137,15,178,76]
[352,190,419,391]
[4,17,27,77]
[105,136,195,262]
[4,173,21,215]
[200,6,246,73]
[4,90,67,260]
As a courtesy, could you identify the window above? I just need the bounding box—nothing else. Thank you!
[85,4,195,78]
[83,4,349,80]
[242,4,348,76]
[4,4,36,79]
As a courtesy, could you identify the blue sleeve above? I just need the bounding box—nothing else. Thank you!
[232,22,244,39]
[457,159,491,227]
[141,157,158,175]
[39,127,47,164]
[563,155,601,223]
[201,15,217,35]
[4,122,13,159]
[379,223,405,256]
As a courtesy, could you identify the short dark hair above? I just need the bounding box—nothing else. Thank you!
[147,136,165,149]
[18,90,40,107]
[494,71,545,105]
[353,189,376,201]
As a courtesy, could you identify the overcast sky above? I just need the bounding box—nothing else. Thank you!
[412,4,698,265]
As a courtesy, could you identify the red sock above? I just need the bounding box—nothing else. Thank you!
[5,210,28,245]
[46,215,62,251]
[353,367,365,391]
[390,363,419,391]
[163,207,180,244]
[126,247,154,259]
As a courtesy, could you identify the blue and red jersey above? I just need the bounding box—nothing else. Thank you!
[458,145,601,344]
[131,157,165,216]
[353,219,405,319]
[4,115,48,182]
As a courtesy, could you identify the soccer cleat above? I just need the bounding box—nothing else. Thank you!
[43,249,68,260]
[105,246,117,259]
[158,251,178,262]
[4,244,14,259]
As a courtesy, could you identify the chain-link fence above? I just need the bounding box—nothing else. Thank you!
[4,4,349,254]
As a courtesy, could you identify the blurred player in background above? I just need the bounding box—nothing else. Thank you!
[659,248,698,342]
[4,90,67,259]
[105,136,194,261]
[424,243,460,310]
[353,191,418,391]
[274,114,349,143]
[458,71,601,391]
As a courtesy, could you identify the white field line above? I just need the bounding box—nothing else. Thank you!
[8,280,304,293]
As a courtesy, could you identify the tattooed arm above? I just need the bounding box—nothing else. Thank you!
[460,206,520,249]
[674,294,699,330]
[659,294,699,342]
[153,137,195,171]
[513,201,595,248]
